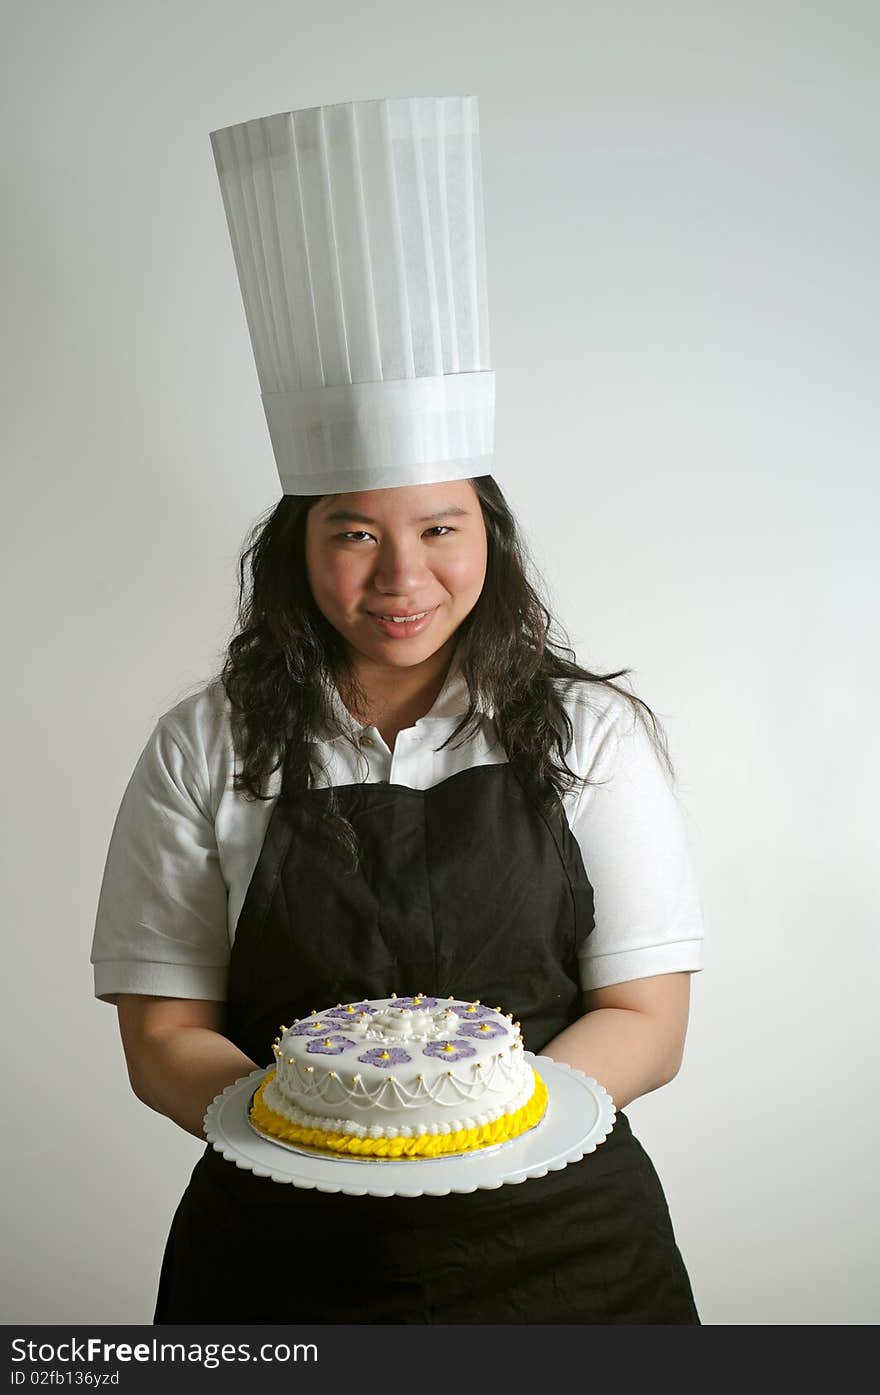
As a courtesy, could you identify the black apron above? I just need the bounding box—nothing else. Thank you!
[154,744,700,1324]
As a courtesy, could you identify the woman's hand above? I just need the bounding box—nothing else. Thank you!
[116,995,259,1141]
[539,972,692,1110]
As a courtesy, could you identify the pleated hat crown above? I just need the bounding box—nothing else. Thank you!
[210,96,496,495]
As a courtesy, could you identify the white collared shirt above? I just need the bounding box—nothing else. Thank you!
[91,656,705,1004]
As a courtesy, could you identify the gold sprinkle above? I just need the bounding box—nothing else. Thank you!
[329,1071,337,1079]
[443,1044,455,1053]
[416,1074,423,1081]
[379,1051,390,1060]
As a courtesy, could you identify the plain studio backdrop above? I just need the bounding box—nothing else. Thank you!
[2,0,877,1326]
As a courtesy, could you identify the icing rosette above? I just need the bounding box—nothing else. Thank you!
[288,1018,344,1036]
[422,1038,477,1062]
[357,1046,412,1069]
[324,1002,377,1019]
[457,1019,508,1040]
[305,1035,357,1056]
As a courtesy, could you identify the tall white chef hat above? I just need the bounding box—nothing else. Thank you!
[210,95,496,495]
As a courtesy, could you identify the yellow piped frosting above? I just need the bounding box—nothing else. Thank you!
[250,1068,548,1159]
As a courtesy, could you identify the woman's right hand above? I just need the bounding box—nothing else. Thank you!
[116,995,260,1140]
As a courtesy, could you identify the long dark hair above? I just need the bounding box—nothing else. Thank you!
[220,476,674,869]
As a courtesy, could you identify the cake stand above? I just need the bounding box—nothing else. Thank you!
[203,1052,616,1198]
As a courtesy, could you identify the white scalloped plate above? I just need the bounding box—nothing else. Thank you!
[203,1053,616,1197]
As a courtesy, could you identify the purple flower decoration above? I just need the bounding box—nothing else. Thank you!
[289,1018,344,1035]
[305,1035,357,1056]
[449,1001,494,1020]
[458,1020,507,1040]
[357,1046,412,1069]
[423,1038,477,1063]
[390,996,440,1010]
[325,1002,377,1020]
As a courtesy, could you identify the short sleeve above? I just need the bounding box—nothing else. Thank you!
[571,705,706,992]
[90,716,231,1004]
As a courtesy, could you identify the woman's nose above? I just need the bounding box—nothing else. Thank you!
[372,536,427,593]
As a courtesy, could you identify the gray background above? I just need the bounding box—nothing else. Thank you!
[3,0,877,1324]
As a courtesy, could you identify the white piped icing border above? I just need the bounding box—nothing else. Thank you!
[276,1042,527,1110]
[261,1068,537,1139]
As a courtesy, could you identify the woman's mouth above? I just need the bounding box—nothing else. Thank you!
[368,607,437,639]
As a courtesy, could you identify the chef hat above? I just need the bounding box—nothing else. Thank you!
[210,96,496,495]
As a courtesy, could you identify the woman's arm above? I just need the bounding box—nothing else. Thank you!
[116,995,260,1141]
[539,972,692,1110]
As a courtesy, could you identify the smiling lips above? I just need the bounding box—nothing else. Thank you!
[374,611,430,623]
[368,607,437,637]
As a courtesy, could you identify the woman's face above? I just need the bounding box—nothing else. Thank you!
[305,479,488,672]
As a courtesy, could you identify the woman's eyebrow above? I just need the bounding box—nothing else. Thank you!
[321,505,471,525]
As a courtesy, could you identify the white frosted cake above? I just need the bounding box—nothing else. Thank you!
[249,993,548,1159]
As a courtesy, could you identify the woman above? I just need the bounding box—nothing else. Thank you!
[94,471,704,1323]
[91,95,704,1322]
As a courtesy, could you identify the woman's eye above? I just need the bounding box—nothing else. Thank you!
[336,526,454,542]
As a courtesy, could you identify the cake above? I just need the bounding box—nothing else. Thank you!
[249,993,548,1159]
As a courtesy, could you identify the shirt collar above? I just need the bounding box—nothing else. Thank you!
[319,644,494,742]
